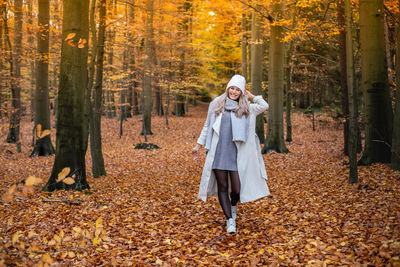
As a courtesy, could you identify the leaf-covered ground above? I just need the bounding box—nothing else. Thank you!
[0,103,399,266]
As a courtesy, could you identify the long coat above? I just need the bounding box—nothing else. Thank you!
[197,95,270,203]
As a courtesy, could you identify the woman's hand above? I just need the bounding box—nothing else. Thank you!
[192,144,201,160]
[244,90,255,101]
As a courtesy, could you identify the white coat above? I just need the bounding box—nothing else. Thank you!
[197,95,270,203]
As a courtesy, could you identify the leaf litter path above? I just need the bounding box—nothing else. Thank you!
[0,103,399,266]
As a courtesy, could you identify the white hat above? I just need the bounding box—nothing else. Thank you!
[226,74,246,94]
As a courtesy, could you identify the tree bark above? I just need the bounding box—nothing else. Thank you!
[241,13,248,81]
[31,0,55,157]
[250,9,264,143]
[391,0,400,171]
[337,0,350,155]
[263,1,288,154]
[358,0,393,165]
[142,0,153,135]
[43,0,90,191]
[285,42,294,142]
[345,0,358,183]
[89,0,107,178]
[6,0,23,153]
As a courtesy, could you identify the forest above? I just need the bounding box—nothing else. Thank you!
[0,0,399,265]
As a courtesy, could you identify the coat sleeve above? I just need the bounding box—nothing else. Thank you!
[250,95,269,116]
[197,100,214,146]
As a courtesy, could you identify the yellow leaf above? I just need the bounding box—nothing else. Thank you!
[63,236,72,242]
[57,167,70,182]
[36,124,42,137]
[39,129,51,139]
[12,232,20,244]
[25,176,42,186]
[54,235,61,243]
[47,239,56,246]
[96,218,103,228]
[155,258,163,265]
[63,177,75,185]
[65,32,76,41]
[93,236,101,245]
[28,231,36,238]
[68,251,75,258]
[259,249,265,255]
[42,253,53,264]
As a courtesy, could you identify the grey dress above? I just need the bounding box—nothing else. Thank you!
[212,108,238,171]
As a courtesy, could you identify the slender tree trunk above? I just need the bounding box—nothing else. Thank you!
[337,0,350,155]
[263,1,288,154]
[358,0,393,165]
[31,0,55,157]
[43,0,90,191]
[391,0,400,170]
[241,13,248,81]
[0,3,4,119]
[7,0,23,153]
[285,42,294,142]
[142,0,153,135]
[345,0,358,183]
[90,0,107,178]
[250,9,264,143]
[27,1,35,122]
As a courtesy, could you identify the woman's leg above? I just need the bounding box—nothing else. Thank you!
[213,169,232,219]
[229,171,240,206]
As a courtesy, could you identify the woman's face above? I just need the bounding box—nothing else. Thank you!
[228,86,242,101]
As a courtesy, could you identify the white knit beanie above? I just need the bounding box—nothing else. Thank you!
[226,74,246,94]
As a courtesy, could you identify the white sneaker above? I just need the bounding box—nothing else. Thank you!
[231,205,237,220]
[227,218,236,233]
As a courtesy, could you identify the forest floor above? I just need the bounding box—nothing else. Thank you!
[0,103,399,266]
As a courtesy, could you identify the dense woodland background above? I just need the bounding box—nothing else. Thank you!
[0,0,400,265]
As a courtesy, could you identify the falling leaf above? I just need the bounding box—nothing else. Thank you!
[25,176,42,186]
[36,124,42,138]
[62,177,75,185]
[57,167,70,182]
[65,32,76,41]
[78,38,87,48]
[39,129,51,139]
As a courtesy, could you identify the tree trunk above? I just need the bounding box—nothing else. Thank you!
[241,13,248,81]
[337,0,350,155]
[250,9,264,143]
[27,1,35,122]
[285,42,294,142]
[358,0,393,165]
[6,0,23,153]
[263,1,288,154]
[391,0,400,171]
[90,0,107,178]
[43,0,90,191]
[31,0,55,157]
[345,0,358,183]
[141,0,153,135]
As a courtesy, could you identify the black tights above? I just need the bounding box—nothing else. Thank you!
[213,169,241,219]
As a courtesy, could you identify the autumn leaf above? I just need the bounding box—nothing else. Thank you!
[36,124,42,138]
[1,184,17,202]
[65,32,76,41]
[39,129,51,139]
[57,167,70,182]
[25,176,42,186]
[62,177,75,185]
[78,38,87,48]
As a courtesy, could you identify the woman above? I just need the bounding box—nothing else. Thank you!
[192,74,270,233]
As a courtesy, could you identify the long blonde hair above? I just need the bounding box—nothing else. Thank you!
[213,89,250,118]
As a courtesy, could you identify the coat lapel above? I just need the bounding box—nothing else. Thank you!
[212,114,222,136]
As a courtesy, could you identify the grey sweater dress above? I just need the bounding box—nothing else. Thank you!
[212,101,238,171]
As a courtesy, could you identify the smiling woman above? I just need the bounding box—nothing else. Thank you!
[192,74,270,234]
